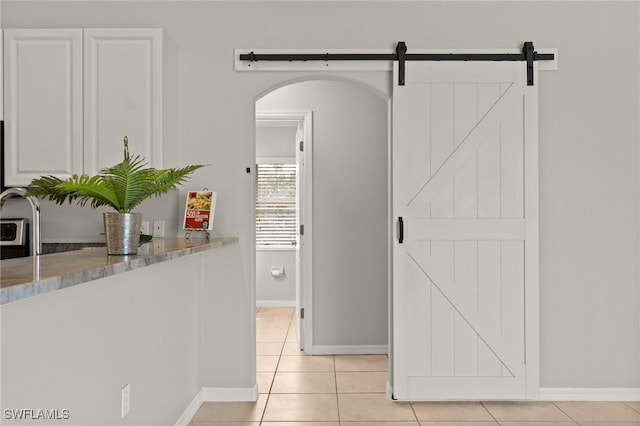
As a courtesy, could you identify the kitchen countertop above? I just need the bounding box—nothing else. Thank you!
[0,237,238,305]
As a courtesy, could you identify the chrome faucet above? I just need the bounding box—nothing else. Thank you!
[0,187,42,256]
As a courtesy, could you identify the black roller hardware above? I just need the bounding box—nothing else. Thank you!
[239,41,554,87]
[396,41,407,86]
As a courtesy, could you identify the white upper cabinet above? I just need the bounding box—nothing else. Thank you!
[83,29,163,175]
[2,28,163,186]
[3,29,83,186]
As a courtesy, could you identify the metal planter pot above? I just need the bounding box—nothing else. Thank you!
[103,212,142,255]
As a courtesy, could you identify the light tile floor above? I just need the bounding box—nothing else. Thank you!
[190,307,640,426]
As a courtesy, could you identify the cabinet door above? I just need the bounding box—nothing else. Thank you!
[3,29,83,186]
[84,29,163,174]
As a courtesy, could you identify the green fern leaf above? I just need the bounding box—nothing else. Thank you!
[27,155,206,214]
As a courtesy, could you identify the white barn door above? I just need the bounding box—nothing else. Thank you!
[392,61,539,400]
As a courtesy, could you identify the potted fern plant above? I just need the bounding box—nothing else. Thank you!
[27,140,204,255]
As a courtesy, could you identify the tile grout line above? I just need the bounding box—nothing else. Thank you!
[334,352,341,423]
[479,401,502,425]
[407,399,420,423]
[258,308,293,425]
[625,401,640,415]
[552,401,581,425]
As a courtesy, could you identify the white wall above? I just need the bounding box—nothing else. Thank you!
[255,124,297,305]
[1,246,254,424]
[2,0,638,391]
[255,250,296,304]
[255,126,296,159]
[200,244,254,391]
[257,81,389,348]
[0,190,182,242]
[1,254,203,425]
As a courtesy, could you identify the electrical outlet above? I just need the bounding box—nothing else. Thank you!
[152,220,165,238]
[141,221,150,235]
[153,239,165,254]
[121,384,130,418]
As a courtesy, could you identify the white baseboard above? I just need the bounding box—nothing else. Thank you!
[174,386,259,425]
[174,391,203,426]
[201,385,259,402]
[256,300,295,308]
[540,387,640,401]
[309,344,389,355]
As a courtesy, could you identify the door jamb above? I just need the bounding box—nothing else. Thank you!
[255,110,314,354]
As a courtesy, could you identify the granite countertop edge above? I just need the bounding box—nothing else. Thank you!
[1,237,238,305]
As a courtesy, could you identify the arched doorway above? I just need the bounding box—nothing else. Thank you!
[253,78,390,366]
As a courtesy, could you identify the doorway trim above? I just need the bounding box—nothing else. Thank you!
[255,109,313,354]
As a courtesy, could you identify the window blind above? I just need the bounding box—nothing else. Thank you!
[256,163,297,249]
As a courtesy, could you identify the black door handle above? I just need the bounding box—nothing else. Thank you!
[398,217,404,244]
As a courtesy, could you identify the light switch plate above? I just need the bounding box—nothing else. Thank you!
[152,220,165,238]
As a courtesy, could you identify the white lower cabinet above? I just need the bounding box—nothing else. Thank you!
[3,28,163,186]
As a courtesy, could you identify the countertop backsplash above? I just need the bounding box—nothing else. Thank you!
[0,188,181,243]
